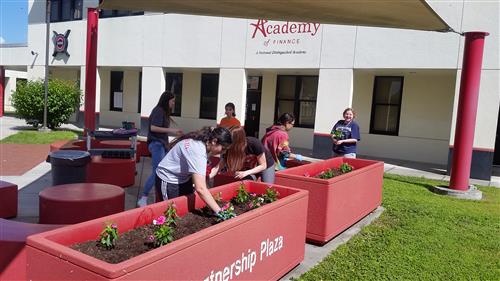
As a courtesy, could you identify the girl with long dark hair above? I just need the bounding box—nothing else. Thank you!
[261,112,304,170]
[137,91,183,207]
[156,127,232,214]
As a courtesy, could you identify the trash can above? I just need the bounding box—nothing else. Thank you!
[47,150,91,185]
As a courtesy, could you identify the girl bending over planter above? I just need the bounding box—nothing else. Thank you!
[211,126,276,183]
[261,113,304,170]
[331,108,360,158]
[156,127,232,215]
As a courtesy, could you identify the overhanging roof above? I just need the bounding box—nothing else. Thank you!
[99,0,451,32]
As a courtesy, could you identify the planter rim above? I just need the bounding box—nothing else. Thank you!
[27,181,308,279]
[276,158,383,184]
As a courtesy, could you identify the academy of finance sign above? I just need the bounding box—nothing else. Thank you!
[246,19,322,67]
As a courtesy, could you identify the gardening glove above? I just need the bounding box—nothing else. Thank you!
[295,154,304,162]
[214,211,236,221]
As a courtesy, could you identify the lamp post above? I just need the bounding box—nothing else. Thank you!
[40,0,51,131]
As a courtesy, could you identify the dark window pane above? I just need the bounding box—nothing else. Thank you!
[200,74,219,119]
[370,76,403,135]
[50,0,60,22]
[115,10,130,17]
[277,100,294,117]
[374,77,403,104]
[110,71,124,111]
[100,9,113,18]
[73,0,83,19]
[275,75,318,128]
[299,76,318,100]
[277,76,296,99]
[372,105,399,133]
[166,73,183,116]
[299,101,316,126]
[61,0,72,21]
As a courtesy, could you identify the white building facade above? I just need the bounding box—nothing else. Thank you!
[1,0,499,179]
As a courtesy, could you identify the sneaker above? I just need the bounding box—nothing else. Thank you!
[137,196,148,207]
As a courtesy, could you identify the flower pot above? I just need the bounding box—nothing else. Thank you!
[26,181,308,280]
[276,157,383,244]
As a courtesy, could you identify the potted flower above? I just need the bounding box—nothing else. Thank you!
[275,157,383,244]
[26,181,308,280]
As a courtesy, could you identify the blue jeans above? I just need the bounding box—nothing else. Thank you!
[143,141,166,196]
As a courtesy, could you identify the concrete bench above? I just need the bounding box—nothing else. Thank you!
[39,183,125,224]
[86,155,136,187]
[0,181,18,218]
[0,219,62,280]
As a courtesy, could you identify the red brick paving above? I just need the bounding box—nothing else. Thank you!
[0,144,50,176]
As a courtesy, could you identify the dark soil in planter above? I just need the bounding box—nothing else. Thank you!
[71,203,254,264]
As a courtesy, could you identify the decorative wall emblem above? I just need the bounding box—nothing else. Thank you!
[52,30,71,57]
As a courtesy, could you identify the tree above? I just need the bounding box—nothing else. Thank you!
[11,79,81,129]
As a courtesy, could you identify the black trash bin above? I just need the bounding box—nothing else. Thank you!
[48,150,91,185]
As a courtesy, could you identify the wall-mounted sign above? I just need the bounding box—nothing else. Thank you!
[52,30,71,57]
[245,19,322,68]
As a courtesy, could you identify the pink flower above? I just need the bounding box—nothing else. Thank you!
[148,235,155,242]
[222,203,230,211]
[111,224,117,229]
[250,193,257,197]
[153,215,166,225]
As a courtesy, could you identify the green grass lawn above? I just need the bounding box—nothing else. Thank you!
[298,174,500,280]
[0,130,80,144]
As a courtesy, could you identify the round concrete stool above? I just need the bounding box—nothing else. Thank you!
[39,183,125,224]
[0,181,18,218]
[86,155,136,187]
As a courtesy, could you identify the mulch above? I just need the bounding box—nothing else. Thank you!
[0,144,50,176]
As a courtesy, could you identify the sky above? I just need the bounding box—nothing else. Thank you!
[0,0,28,44]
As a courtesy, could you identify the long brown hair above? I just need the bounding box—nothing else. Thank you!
[157,91,176,125]
[225,126,247,172]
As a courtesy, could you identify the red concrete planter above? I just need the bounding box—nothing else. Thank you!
[26,181,308,280]
[276,157,383,244]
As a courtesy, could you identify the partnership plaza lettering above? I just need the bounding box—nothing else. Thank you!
[203,235,284,281]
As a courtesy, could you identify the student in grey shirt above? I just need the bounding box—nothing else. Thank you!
[156,127,232,215]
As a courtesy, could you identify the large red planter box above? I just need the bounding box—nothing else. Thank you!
[276,157,383,244]
[26,181,308,280]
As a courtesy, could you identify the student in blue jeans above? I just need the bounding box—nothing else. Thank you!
[137,91,182,207]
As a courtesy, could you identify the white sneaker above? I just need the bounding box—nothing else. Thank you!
[137,196,148,207]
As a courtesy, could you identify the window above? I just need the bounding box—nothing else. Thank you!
[110,71,123,112]
[50,0,82,22]
[275,75,318,128]
[199,74,219,120]
[369,76,404,135]
[99,10,144,18]
[165,73,183,116]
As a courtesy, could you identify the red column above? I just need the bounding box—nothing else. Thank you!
[449,32,489,191]
[0,66,4,117]
[84,8,99,136]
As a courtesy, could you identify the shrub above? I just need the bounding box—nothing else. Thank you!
[11,79,81,129]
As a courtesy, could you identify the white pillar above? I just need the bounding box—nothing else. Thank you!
[216,68,247,124]
[314,69,354,134]
[141,66,165,116]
